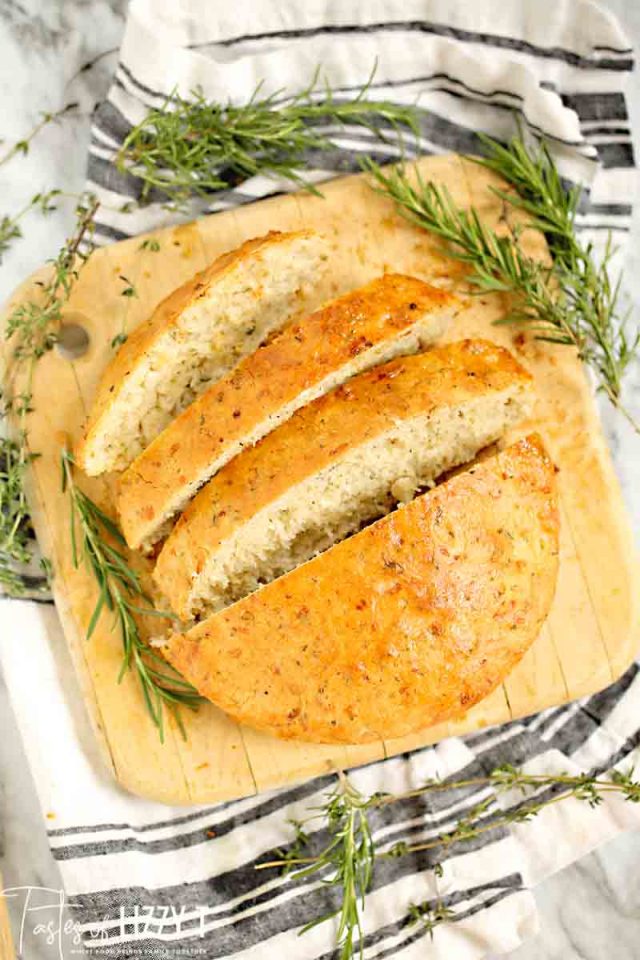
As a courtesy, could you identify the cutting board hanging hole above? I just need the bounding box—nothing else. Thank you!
[56,319,90,359]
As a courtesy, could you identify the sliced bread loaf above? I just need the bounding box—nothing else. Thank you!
[117,274,460,550]
[154,339,534,620]
[162,435,559,743]
[76,230,328,475]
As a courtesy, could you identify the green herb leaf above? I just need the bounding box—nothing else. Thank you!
[408,899,456,938]
[119,275,138,299]
[256,765,640,958]
[1,194,98,595]
[60,448,204,739]
[0,103,77,169]
[362,135,639,433]
[117,67,419,206]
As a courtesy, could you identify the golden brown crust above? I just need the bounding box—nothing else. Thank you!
[117,274,459,549]
[163,435,559,744]
[153,339,533,618]
[75,230,315,472]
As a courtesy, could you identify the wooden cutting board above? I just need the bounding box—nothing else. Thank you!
[0,873,15,960]
[2,155,638,805]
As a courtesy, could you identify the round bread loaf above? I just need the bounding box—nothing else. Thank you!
[163,434,559,744]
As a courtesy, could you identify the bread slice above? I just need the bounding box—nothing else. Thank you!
[76,230,328,475]
[117,274,460,551]
[154,339,534,620]
[163,435,559,743]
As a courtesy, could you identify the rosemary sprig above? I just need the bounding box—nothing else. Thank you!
[1,193,99,596]
[60,448,204,739]
[295,774,376,960]
[256,764,640,958]
[363,136,639,432]
[260,774,375,960]
[117,69,419,205]
[476,132,639,406]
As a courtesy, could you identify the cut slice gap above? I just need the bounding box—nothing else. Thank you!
[188,389,529,618]
[153,340,535,621]
[77,230,328,475]
[117,273,461,551]
[226,441,498,591]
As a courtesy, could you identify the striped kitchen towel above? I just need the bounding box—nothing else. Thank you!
[1,1,638,958]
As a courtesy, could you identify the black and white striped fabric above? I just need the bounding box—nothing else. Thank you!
[5,1,640,957]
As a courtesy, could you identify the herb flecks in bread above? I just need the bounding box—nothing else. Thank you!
[76,230,328,476]
[154,339,534,620]
[117,274,461,551]
[163,435,559,744]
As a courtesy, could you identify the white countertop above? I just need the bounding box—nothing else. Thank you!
[0,1,638,958]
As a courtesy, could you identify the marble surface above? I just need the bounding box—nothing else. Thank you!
[0,3,129,958]
[0,1,638,958]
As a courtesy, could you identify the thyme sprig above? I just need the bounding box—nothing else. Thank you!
[363,134,639,432]
[117,69,419,205]
[0,190,62,264]
[256,765,640,958]
[5,193,98,361]
[0,102,77,169]
[1,193,99,596]
[408,899,456,938]
[0,436,38,595]
[61,449,204,739]
[0,102,77,261]
[0,190,69,264]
